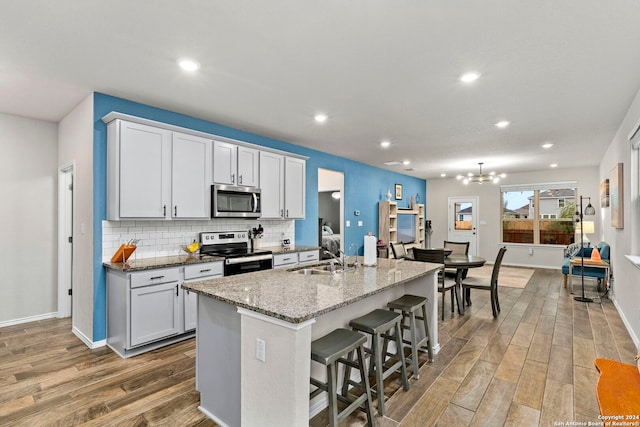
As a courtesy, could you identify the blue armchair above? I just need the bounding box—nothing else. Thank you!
[561,241,610,290]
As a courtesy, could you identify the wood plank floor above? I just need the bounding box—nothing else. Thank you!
[0,268,636,426]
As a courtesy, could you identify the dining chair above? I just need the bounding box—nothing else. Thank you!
[411,248,456,320]
[390,242,408,259]
[444,240,471,302]
[460,247,507,318]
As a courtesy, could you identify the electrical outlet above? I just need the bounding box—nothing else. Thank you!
[357,221,363,227]
[346,220,351,227]
[256,338,265,362]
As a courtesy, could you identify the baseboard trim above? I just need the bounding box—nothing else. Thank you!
[0,312,58,328]
[198,406,230,427]
[72,326,107,349]
[610,294,640,350]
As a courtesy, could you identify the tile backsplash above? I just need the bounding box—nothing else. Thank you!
[102,219,295,262]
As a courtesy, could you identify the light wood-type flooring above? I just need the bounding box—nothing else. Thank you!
[0,268,636,426]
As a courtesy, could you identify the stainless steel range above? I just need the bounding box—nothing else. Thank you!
[199,231,273,276]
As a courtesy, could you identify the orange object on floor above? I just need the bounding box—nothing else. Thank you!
[594,358,640,417]
[591,247,602,262]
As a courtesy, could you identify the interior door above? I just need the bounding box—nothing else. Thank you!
[447,197,479,255]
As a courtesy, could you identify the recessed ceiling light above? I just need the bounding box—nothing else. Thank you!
[460,72,480,83]
[178,59,200,72]
[402,160,410,166]
[541,143,554,149]
[495,120,510,128]
[380,141,391,148]
[314,113,328,123]
[550,163,558,168]
[440,173,447,177]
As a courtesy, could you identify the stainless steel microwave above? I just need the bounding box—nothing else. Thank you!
[211,185,261,218]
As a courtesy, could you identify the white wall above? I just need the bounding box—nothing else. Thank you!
[599,86,640,348]
[0,113,58,324]
[426,166,599,269]
[58,94,95,341]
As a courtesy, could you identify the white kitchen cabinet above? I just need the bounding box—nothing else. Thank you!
[297,250,320,265]
[259,152,306,219]
[273,250,319,269]
[213,141,259,187]
[237,145,259,187]
[130,281,181,347]
[172,132,212,218]
[259,151,285,218]
[107,261,223,358]
[284,157,306,219]
[273,253,299,269]
[107,119,211,220]
[108,120,172,219]
[183,262,224,331]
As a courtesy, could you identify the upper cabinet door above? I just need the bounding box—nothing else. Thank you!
[212,140,237,185]
[172,132,212,219]
[118,121,172,219]
[237,146,259,187]
[259,151,284,218]
[284,157,306,219]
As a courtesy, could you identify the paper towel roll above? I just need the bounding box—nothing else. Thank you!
[363,235,377,266]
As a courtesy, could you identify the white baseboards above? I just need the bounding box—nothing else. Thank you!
[610,294,640,351]
[0,312,58,328]
[72,326,106,349]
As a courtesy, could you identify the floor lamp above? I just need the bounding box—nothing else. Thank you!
[574,196,596,303]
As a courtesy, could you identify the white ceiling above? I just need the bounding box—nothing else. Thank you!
[2,1,640,179]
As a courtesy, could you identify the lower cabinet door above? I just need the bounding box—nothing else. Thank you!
[130,282,180,347]
[183,289,198,332]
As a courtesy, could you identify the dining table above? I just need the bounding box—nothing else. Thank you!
[444,253,486,314]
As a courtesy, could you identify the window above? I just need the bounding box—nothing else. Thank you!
[501,182,577,245]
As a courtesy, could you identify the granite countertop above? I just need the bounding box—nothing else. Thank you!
[182,258,441,324]
[103,254,225,272]
[264,245,321,255]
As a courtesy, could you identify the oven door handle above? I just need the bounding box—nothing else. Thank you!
[225,254,273,265]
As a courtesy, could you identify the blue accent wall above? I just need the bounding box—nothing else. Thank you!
[92,92,426,341]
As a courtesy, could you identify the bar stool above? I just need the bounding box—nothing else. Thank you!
[344,309,409,416]
[310,328,376,427]
[387,294,434,379]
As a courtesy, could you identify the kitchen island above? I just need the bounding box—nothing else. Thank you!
[182,258,441,427]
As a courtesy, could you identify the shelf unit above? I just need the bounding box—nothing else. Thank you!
[378,201,425,256]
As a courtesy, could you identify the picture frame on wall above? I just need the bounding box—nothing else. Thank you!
[600,178,610,208]
[395,184,403,200]
[610,163,624,229]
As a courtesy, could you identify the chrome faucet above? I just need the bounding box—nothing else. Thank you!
[323,249,345,267]
[348,243,359,268]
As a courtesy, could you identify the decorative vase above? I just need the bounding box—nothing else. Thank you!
[386,188,392,201]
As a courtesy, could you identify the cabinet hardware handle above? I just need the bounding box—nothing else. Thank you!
[239,175,243,184]
[174,206,177,216]
[283,257,291,261]
[150,275,165,280]
[176,285,179,296]
[231,173,235,184]
[163,205,166,217]
[200,269,212,273]
[280,209,283,217]
[286,209,289,217]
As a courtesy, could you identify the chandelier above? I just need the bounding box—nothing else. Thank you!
[456,162,506,185]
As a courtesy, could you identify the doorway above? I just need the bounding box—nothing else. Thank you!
[447,196,479,255]
[57,164,74,318]
[318,169,344,258]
